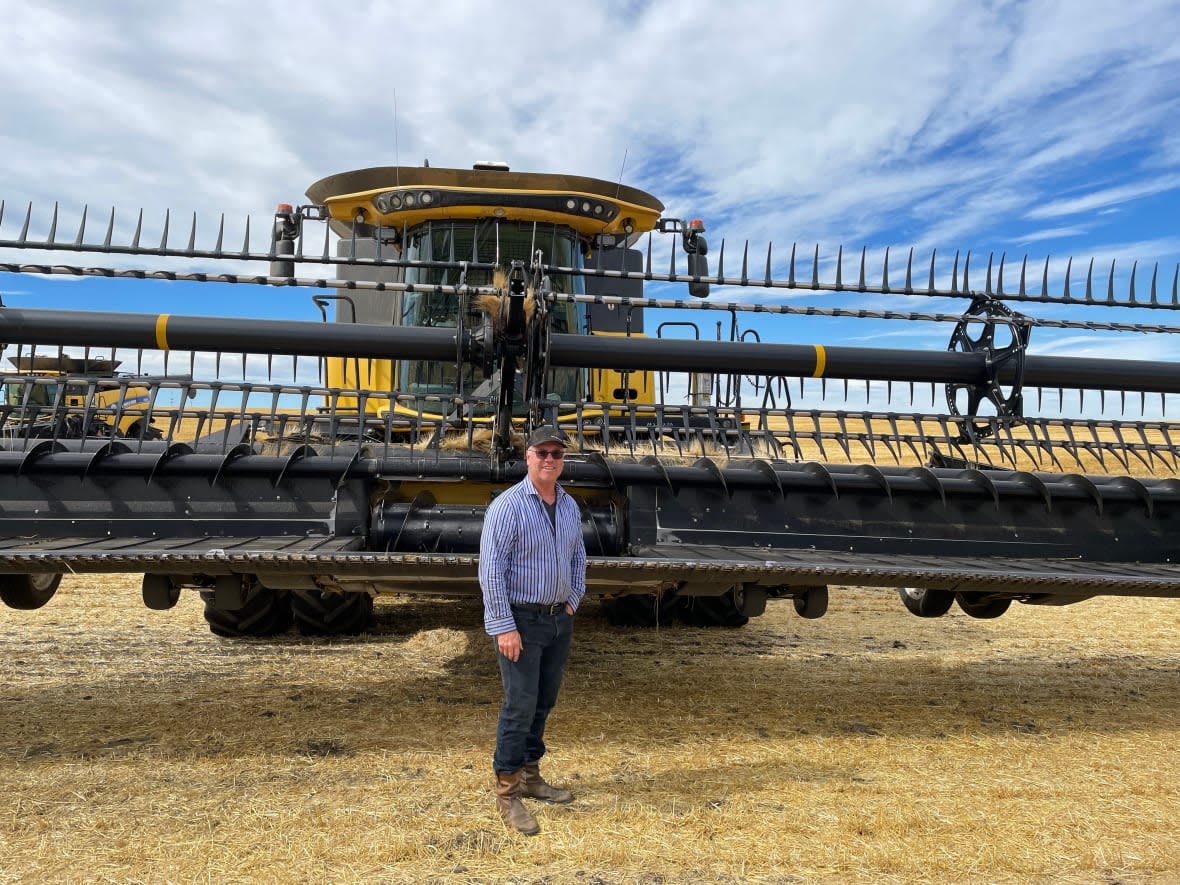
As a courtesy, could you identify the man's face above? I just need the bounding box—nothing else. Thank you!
[526,444,566,484]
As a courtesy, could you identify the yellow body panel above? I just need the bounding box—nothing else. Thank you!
[326,357,394,412]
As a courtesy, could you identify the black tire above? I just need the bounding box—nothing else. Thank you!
[682,593,749,628]
[141,574,181,610]
[290,589,375,636]
[898,587,955,618]
[733,585,768,617]
[200,584,292,637]
[603,592,684,627]
[125,421,163,441]
[792,585,829,619]
[0,573,62,610]
[955,592,1012,619]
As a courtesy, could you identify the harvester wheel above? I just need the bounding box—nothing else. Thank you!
[898,587,955,618]
[733,586,768,618]
[125,421,163,441]
[200,584,293,637]
[142,574,181,610]
[683,592,749,628]
[603,592,684,627]
[792,585,829,620]
[0,573,62,610]
[955,592,1011,619]
[290,589,375,636]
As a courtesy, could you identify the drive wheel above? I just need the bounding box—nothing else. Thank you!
[290,589,375,636]
[200,584,292,637]
[0,573,62,610]
[899,587,955,618]
[682,593,749,628]
[955,592,1011,619]
[603,592,684,627]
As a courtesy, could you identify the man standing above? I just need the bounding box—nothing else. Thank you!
[479,425,587,836]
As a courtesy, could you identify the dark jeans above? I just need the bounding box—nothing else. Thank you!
[493,606,574,774]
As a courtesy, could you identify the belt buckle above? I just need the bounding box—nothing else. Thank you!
[547,601,563,615]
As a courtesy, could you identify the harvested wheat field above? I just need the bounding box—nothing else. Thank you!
[2,578,1178,884]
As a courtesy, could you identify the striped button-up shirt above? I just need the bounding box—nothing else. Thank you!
[479,476,587,636]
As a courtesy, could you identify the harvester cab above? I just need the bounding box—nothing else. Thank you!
[2,160,1180,636]
[270,162,711,455]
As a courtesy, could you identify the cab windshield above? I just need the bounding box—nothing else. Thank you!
[3,379,54,407]
[398,221,585,412]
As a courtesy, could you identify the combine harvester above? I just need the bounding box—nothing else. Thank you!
[1,162,1179,635]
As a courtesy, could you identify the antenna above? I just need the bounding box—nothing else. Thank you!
[393,89,400,187]
[615,147,629,198]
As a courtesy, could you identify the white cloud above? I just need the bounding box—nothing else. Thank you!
[1012,226,1091,245]
[1026,175,1180,221]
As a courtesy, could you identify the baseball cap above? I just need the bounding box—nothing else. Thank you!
[526,425,568,448]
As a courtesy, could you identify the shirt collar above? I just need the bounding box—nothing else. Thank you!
[524,476,564,500]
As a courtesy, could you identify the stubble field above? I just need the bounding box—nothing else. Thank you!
[1,577,1178,884]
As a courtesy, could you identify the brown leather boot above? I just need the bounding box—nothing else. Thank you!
[494,770,540,835]
[521,762,574,804]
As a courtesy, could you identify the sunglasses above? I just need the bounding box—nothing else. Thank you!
[531,448,566,461]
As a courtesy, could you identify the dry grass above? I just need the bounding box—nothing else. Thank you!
[2,579,1179,884]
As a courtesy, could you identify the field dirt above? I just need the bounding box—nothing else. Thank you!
[2,579,1178,884]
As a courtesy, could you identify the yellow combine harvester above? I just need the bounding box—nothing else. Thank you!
[1,355,161,440]
[1,161,1180,635]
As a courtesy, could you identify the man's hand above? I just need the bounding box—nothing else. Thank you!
[497,629,523,662]
[565,603,575,616]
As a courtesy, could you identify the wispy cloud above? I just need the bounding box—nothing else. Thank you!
[1012,226,1091,245]
[1025,175,1180,221]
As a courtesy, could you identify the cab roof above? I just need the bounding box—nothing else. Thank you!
[306,165,665,240]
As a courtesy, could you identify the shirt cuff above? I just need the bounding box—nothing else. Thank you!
[485,614,518,636]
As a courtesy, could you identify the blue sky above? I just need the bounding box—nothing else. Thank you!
[1,0,1179,416]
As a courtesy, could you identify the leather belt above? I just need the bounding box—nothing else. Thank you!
[511,601,566,615]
